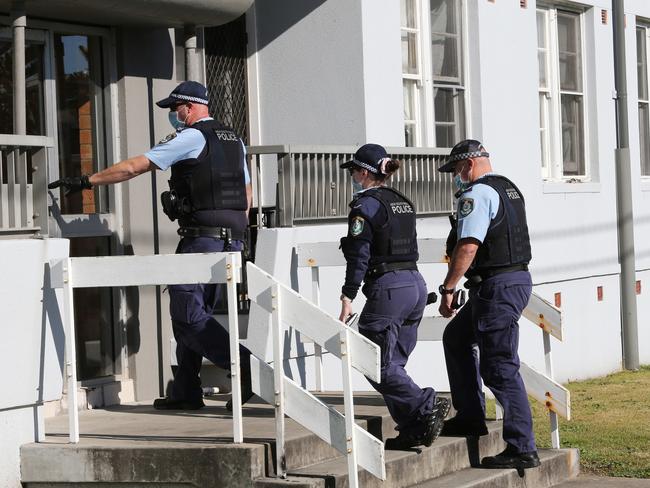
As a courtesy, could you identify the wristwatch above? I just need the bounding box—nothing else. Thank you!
[438,284,455,295]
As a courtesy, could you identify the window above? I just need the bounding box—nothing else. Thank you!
[637,25,650,177]
[401,0,466,147]
[537,7,587,180]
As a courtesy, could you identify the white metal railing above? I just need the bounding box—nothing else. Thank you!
[246,262,386,485]
[246,145,453,228]
[295,239,570,449]
[0,134,54,236]
[48,252,246,444]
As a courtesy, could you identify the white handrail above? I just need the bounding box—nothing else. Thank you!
[247,262,386,484]
[294,239,570,447]
[49,252,244,444]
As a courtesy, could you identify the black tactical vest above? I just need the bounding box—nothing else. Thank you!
[360,187,419,266]
[168,119,248,219]
[464,175,531,271]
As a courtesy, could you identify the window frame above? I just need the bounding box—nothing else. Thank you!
[401,0,469,148]
[537,4,590,182]
[636,23,650,179]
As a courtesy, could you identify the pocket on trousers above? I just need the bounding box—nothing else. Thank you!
[359,326,394,369]
[477,315,516,359]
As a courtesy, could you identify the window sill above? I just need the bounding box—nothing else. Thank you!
[542,181,601,194]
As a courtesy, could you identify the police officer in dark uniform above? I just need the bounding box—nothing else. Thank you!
[48,81,254,411]
[437,139,540,469]
[339,143,450,450]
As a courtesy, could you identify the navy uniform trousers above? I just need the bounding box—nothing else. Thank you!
[168,236,252,402]
[442,270,535,453]
[358,269,435,431]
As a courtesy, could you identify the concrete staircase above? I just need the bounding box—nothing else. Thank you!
[20,394,579,488]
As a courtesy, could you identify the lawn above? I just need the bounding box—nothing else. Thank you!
[528,365,650,478]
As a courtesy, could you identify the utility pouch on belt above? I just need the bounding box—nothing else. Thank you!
[161,190,188,221]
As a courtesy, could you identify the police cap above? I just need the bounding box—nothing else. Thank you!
[156,81,209,108]
[340,143,390,175]
[438,139,490,173]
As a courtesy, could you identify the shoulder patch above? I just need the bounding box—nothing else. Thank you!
[350,216,365,236]
[459,198,474,218]
[158,132,177,145]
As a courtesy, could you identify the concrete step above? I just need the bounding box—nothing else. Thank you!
[409,448,580,488]
[286,422,506,488]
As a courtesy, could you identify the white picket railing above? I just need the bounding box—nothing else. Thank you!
[295,238,570,449]
[246,262,386,485]
[48,252,246,444]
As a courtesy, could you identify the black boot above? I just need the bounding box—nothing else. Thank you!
[385,397,450,450]
[226,360,254,412]
[153,397,205,410]
[481,444,540,469]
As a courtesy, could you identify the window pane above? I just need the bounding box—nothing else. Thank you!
[639,102,650,176]
[557,12,582,92]
[537,11,547,48]
[637,27,648,100]
[537,11,548,89]
[539,93,549,174]
[70,236,115,380]
[403,80,418,146]
[405,123,417,147]
[431,0,460,81]
[434,86,464,147]
[402,31,419,74]
[401,0,417,29]
[0,40,45,135]
[55,34,107,215]
[561,94,585,175]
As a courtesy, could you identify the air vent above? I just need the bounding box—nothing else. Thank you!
[601,9,608,25]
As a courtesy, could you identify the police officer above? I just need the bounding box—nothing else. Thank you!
[48,81,254,411]
[437,139,540,469]
[339,143,450,450]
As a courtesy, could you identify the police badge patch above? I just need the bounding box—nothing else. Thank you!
[350,216,365,236]
[459,198,474,217]
[157,132,177,145]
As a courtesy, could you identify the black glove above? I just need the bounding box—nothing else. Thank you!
[48,175,92,196]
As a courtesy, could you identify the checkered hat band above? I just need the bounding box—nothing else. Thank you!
[352,159,380,174]
[171,93,209,105]
[447,151,490,163]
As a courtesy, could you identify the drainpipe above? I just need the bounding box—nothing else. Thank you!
[184,24,200,81]
[612,0,639,370]
[11,0,26,135]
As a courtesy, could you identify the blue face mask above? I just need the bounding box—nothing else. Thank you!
[453,174,468,192]
[352,180,363,194]
[168,111,185,130]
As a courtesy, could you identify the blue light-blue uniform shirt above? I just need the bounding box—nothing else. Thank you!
[457,174,501,243]
[145,117,250,183]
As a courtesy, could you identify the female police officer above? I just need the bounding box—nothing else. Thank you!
[338,144,449,450]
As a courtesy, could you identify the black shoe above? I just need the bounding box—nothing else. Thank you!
[153,397,205,410]
[385,397,450,450]
[225,368,254,412]
[421,397,451,447]
[225,389,255,412]
[440,415,489,437]
[481,445,541,469]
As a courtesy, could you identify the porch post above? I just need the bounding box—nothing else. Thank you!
[184,24,200,81]
[11,0,26,135]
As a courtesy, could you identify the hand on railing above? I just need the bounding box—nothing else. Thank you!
[48,175,92,196]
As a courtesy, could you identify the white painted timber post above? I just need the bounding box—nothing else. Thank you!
[543,330,560,448]
[62,257,79,443]
[226,253,243,443]
[311,267,324,391]
[340,328,359,488]
[271,283,287,478]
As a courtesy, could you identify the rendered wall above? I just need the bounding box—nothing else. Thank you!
[0,238,69,488]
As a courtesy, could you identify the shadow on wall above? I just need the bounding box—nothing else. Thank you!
[251,0,328,53]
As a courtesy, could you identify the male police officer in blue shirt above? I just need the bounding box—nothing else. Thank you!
[48,81,254,411]
[437,139,540,469]
[339,144,450,450]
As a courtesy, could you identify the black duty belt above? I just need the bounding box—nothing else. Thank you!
[178,226,245,241]
[366,261,418,279]
[464,264,529,288]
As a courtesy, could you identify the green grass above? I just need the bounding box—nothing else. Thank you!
[489,366,650,478]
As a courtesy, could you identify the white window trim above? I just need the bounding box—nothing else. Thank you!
[538,4,591,182]
[401,0,470,148]
[637,23,650,182]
